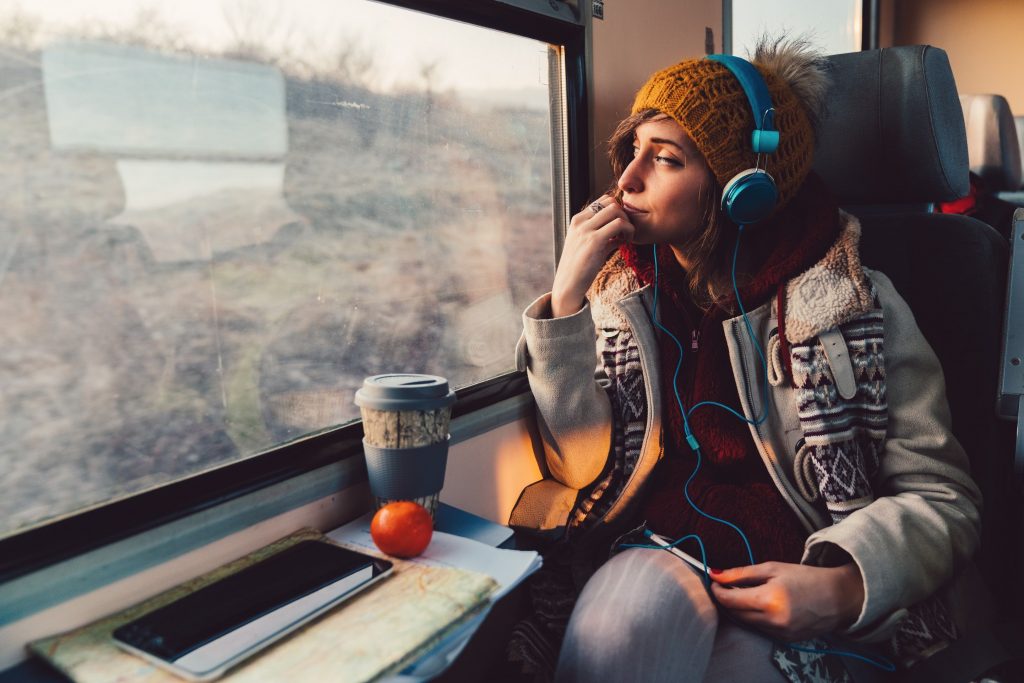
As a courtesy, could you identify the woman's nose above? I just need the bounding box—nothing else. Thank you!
[618,158,643,194]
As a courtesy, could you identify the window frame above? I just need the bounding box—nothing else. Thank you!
[0,0,589,583]
[862,0,880,50]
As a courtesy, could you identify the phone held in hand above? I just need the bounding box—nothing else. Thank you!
[645,532,734,588]
[645,532,707,572]
[112,540,393,681]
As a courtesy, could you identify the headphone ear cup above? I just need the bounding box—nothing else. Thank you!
[721,169,778,225]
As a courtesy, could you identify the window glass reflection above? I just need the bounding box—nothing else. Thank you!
[0,0,555,537]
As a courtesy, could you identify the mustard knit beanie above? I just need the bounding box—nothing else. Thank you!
[631,39,830,210]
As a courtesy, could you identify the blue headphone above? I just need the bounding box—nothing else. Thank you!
[706,54,779,225]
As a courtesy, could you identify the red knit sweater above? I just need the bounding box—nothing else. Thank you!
[624,175,841,569]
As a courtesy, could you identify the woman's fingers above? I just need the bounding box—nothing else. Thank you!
[591,194,615,210]
[570,194,616,229]
[586,199,621,225]
[572,200,634,249]
[573,195,631,234]
[710,562,780,586]
[710,582,770,612]
[719,606,791,639]
[552,196,629,317]
[587,197,609,217]
[711,562,861,641]
[711,583,798,638]
[594,216,635,244]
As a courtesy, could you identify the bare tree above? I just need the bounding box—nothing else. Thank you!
[71,6,185,53]
[419,57,442,119]
[221,0,296,64]
[331,33,377,88]
[419,59,441,97]
[0,4,41,51]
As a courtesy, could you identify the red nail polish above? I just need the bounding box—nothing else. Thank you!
[709,568,722,575]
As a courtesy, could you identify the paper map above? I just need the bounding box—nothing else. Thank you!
[29,528,497,683]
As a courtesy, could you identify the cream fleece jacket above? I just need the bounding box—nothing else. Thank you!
[512,213,982,641]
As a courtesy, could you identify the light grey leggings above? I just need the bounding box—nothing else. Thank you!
[554,548,788,683]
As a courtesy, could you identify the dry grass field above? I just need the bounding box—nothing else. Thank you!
[0,42,554,535]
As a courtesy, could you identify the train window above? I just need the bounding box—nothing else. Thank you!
[0,0,560,540]
[728,0,863,55]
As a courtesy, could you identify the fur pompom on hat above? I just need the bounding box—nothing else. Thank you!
[631,37,831,210]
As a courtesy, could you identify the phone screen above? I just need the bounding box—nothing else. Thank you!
[113,540,393,679]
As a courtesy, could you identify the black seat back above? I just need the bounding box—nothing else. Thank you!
[812,45,1019,613]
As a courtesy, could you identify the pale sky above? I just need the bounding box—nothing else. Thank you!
[731,0,862,57]
[0,0,551,92]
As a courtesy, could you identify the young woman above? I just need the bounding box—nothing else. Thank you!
[511,39,984,682]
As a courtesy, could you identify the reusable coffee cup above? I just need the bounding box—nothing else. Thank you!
[354,374,456,518]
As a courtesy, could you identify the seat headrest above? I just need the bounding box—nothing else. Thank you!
[812,45,968,204]
[960,94,1023,192]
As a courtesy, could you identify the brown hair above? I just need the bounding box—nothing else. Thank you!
[607,109,748,310]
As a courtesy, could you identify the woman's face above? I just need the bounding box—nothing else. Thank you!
[617,115,715,246]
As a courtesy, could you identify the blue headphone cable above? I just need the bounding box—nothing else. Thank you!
[647,227,765,565]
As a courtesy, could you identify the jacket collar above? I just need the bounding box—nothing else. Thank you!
[587,210,873,344]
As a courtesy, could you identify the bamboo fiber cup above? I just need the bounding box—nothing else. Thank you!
[355,374,456,518]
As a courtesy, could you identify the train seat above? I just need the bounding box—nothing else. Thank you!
[962,94,1022,194]
[812,45,1022,681]
[941,93,1022,237]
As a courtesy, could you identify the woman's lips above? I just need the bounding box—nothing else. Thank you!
[622,201,647,215]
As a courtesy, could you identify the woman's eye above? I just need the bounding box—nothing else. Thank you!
[655,155,682,167]
[631,145,640,157]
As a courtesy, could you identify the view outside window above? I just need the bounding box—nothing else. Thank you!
[0,0,556,537]
[731,0,862,56]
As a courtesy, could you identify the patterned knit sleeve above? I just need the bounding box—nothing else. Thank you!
[801,269,982,637]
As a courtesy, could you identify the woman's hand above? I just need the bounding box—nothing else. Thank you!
[709,561,865,641]
[551,195,635,318]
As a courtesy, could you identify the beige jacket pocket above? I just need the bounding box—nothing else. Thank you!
[508,478,580,541]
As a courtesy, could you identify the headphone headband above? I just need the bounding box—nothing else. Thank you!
[704,54,780,224]
[706,54,779,155]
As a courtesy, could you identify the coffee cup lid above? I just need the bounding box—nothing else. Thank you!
[354,374,456,411]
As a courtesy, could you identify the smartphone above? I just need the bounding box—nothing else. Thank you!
[112,540,393,681]
[646,532,708,572]
[646,532,733,588]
